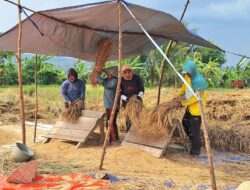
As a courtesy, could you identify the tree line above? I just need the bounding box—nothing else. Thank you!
[0,42,249,88]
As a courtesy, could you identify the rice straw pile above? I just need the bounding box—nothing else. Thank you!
[0,152,23,177]
[89,39,113,85]
[207,121,250,153]
[124,96,184,138]
[0,93,45,122]
[61,99,82,123]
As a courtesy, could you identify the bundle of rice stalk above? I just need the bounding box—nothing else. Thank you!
[61,100,82,123]
[124,96,184,139]
[89,39,113,86]
[124,96,144,128]
[149,96,184,133]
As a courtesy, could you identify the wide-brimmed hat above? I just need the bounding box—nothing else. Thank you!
[122,64,132,72]
[104,66,118,77]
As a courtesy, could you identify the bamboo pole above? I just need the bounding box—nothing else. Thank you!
[156,0,190,105]
[33,54,38,142]
[17,0,26,144]
[198,92,217,190]
[99,1,123,170]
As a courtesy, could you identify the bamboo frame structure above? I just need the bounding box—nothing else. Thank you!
[99,1,123,170]
[156,0,190,105]
[33,54,38,142]
[17,0,26,144]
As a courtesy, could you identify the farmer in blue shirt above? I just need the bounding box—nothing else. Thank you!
[61,68,86,109]
[97,66,120,143]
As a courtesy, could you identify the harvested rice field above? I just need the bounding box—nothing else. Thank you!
[0,87,250,189]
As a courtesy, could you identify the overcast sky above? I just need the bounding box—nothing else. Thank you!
[0,0,249,67]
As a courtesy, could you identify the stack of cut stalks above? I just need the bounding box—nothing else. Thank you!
[61,100,82,123]
[89,39,113,85]
[124,96,184,138]
[207,121,250,153]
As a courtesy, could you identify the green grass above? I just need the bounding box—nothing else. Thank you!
[0,85,248,121]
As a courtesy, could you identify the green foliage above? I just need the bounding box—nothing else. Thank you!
[22,55,50,84]
[193,46,226,66]
[0,41,246,89]
[38,63,63,85]
[196,59,224,88]
[222,57,250,88]
[0,52,18,85]
[73,59,89,81]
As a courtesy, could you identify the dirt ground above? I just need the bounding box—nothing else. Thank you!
[0,123,249,190]
[0,89,250,189]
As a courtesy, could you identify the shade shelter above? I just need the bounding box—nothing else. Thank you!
[0,1,219,60]
[0,1,218,189]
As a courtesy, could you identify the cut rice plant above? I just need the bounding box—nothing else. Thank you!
[124,96,144,128]
[61,99,83,123]
[89,39,113,86]
[124,96,184,138]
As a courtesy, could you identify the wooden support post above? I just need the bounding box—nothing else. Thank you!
[99,116,105,143]
[99,1,123,170]
[156,0,190,105]
[177,123,188,153]
[17,0,26,145]
[198,92,217,190]
[33,55,38,142]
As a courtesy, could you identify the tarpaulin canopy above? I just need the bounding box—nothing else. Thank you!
[0,0,220,61]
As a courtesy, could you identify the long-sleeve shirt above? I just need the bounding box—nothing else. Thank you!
[97,77,119,109]
[61,79,86,102]
[178,74,206,116]
[120,74,144,106]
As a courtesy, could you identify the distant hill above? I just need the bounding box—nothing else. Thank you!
[22,54,93,71]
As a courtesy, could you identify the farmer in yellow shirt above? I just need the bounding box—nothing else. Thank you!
[178,60,207,156]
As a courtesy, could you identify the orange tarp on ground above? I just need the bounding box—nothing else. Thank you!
[0,174,110,190]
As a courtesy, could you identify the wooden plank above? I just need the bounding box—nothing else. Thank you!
[177,123,188,153]
[160,126,176,157]
[123,129,169,149]
[42,138,51,144]
[43,134,86,142]
[54,117,99,131]
[81,118,101,145]
[76,142,84,149]
[42,110,105,148]
[81,110,105,118]
[122,141,162,158]
[160,119,182,157]
[122,118,184,158]
[46,128,90,139]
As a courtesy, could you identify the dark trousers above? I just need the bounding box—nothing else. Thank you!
[106,109,119,142]
[182,109,202,155]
